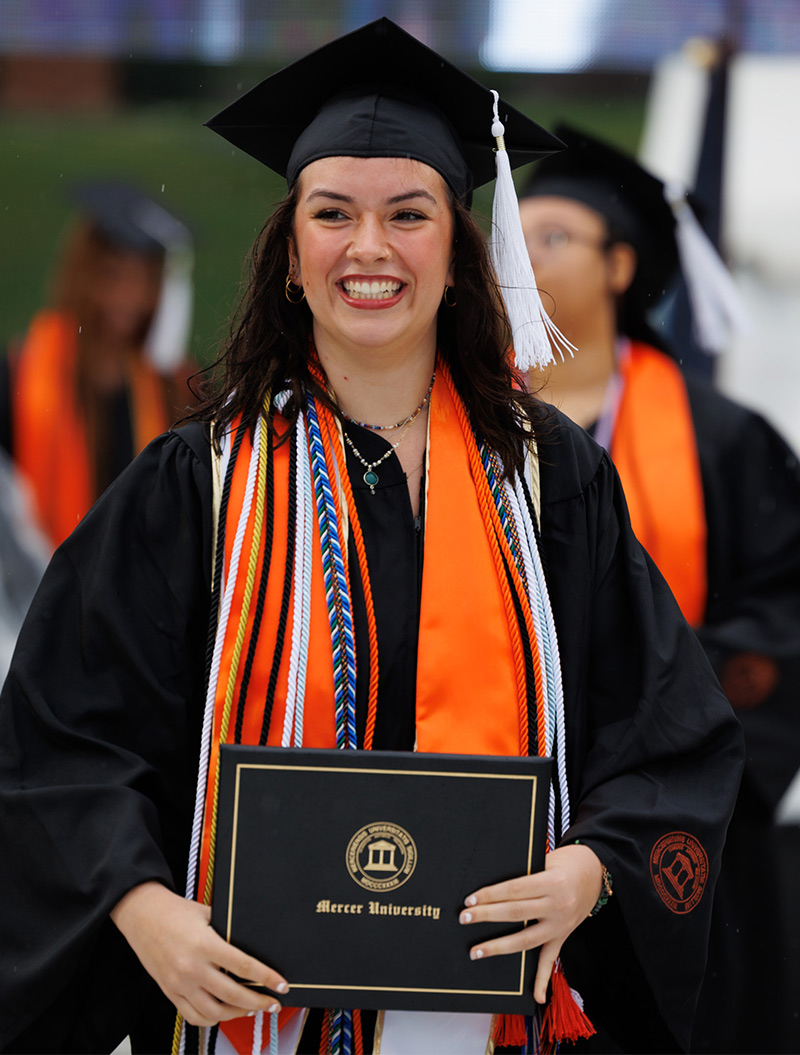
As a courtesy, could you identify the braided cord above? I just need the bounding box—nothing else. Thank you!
[330,1007,354,1055]
[306,392,357,751]
[482,442,528,592]
[519,471,570,835]
[251,1011,263,1055]
[269,1010,279,1055]
[319,402,380,751]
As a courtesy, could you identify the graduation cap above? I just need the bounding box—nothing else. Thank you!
[205,17,561,199]
[68,180,194,370]
[205,17,571,370]
[520,123,679,309]
[69,180,192,257]
[520,124,748,354]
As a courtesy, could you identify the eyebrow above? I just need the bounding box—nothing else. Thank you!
[305,189,439,206]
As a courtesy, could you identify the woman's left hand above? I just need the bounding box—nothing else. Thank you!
[459,843,603,1003]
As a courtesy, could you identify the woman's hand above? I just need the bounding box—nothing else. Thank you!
[459,843,603,1003]
[110,881,290,1027]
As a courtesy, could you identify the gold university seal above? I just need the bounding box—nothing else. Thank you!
[346,821,418,892]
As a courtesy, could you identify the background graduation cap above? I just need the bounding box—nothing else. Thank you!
[521,123,678,348]
[68,179,194,371]
[205,17,571,369]
[520,123,747,358]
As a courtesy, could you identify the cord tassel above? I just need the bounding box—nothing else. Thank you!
[491,1013,529,1048]
[488,90,576,371]
[539,960,596,1051]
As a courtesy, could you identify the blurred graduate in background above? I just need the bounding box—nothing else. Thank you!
[0,448,49,682]
[519,125,800,1054]
[0,181,196,549]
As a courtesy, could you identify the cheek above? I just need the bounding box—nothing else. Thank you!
[295,233,338,290]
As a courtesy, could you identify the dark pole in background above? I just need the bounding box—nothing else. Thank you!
[661,34,734,380]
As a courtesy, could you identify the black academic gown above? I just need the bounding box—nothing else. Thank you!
[680,377,800,1055]
[0,413,743,1055]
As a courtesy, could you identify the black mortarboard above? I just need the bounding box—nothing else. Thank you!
[69,180,192,255]
[520,123,678,306]
[205,17,562,200]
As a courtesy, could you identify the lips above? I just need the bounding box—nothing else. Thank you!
[340,278,403,301]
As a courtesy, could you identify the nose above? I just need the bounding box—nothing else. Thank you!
[346,213,390,263]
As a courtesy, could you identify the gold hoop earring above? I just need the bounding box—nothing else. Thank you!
[443,285,457,308]
[285,275,306,303]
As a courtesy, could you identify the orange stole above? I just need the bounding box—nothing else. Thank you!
[12,309,172,548]
[611,342,707,626]
[202,377,533,1052]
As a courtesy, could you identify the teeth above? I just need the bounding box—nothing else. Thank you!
[343,279,402,300]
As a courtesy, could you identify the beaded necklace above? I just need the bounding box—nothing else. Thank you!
[339,371,435,431]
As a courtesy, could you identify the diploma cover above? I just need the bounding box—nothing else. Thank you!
[211,746,552,1013]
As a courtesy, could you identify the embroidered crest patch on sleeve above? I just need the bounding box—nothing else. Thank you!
[649,831,709,914]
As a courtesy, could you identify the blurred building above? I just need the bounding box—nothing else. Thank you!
[2,0,799,112]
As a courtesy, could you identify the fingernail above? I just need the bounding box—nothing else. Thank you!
[276,982,289,994]
[268,1002,280,1013]
[470,948,484,960]
[460,911,472,924]
[247,1011,256,1017]
[465,895,477,907]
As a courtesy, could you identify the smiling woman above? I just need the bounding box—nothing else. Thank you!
[0,18,744,1055]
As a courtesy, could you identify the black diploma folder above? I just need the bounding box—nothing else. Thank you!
[211,745,552,1013]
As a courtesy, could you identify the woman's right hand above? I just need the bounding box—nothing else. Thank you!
[110,880,289,1027]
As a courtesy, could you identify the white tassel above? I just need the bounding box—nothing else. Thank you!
[145,243,194,371]
[488,90,576,370]
[665,181,750,355]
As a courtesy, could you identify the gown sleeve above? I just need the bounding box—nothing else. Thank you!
[0,424,213,1053]
[537,414,745,1053]
[687,378,800,809]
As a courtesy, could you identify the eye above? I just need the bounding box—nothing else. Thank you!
[312,208,350,222]
[543,229,570,250]
[393,209,428,223]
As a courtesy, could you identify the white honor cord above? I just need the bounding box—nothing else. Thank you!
[504,478,550,734]
[283,411,313,748]
[511,469,570,837]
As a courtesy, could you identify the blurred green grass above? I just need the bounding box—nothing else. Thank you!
[0,88,645,367]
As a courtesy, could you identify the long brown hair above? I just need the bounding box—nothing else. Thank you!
[187,186,554,478]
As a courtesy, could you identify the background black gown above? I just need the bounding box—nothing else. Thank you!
[681,377,800,1055]
[0,412,743,1054]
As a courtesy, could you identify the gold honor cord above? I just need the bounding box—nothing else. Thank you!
[173,402,271,1055]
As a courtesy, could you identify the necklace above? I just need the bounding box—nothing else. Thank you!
[339,371,436,431]
[344,414,418,494]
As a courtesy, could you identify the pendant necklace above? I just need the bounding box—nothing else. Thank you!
[344,418,413,494]
[341,374,434,494]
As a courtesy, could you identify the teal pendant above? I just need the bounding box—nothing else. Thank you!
[364,470,379,491]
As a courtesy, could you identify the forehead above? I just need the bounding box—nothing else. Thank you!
[518,195,606,231]
[297,156,450,201]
